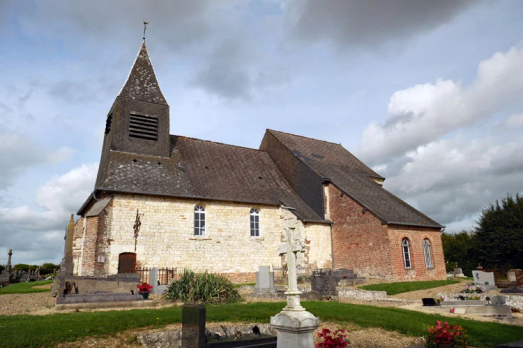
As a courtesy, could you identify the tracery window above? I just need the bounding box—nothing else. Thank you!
[194,205,206,236]
[250,208,260,237]
[423,238,433,268]
[402,238,412,269]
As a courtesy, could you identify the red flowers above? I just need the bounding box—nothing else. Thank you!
[315,328,349,348]
[426,321,469,348]
[137,282,153,293]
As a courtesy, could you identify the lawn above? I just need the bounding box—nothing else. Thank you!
[0,280,53,295]
[360,279,460,295]
[1,301,522,347]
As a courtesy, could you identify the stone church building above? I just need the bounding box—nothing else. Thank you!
[72,42,446,282]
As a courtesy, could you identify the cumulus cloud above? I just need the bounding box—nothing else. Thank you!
[358,43,523,164]
[0,164,98,265]
[0,130,75,191]
[285,0,478,50]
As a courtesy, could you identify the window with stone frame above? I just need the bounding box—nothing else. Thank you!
[423,238,434,268]
[250,208,260,237]
[402,238,412,269]
[194,205,206,236]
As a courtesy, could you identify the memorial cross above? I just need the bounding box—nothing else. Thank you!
[277,227,306,311]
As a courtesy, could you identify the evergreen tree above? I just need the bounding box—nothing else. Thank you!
[441,231,476,276]
[474,194,523,272]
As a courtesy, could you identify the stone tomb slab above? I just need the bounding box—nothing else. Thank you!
[440,300,487,306]
[465,305,512,320]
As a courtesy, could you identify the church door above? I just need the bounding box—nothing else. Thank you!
[118,252,136,273]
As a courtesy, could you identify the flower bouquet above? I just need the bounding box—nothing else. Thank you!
[315,328,349,348]
[426,321,469,348]
[137,282,153,299]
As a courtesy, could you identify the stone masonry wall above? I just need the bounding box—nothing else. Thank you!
[388,225,446,281]
[327,184,394,278]
[72,217,84,275]
[79,194,332,279]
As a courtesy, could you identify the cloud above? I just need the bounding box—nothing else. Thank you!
[0,164,98,265]
[0,130,75,191]
[358,43,523,164]
[285,0,478,50]
[502,113,523,128]
[381,135,523,230]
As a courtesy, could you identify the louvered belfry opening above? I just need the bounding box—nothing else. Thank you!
[129,112,158,141]
[104,113,113,135]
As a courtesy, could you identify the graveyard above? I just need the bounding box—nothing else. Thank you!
[2,227,523,347]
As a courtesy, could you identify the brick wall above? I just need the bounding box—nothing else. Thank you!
[77,193,332,279]
[387,225,447,281]
[327,184,394,279]
[327,184,446,281]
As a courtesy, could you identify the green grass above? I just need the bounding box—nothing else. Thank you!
[0,280,53,295]
[1,301,522,347]
[360,279,460,295]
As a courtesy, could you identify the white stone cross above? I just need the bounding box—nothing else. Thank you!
[278,227,306,311]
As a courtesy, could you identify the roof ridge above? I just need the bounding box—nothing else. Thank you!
[267,129,342,146]
[172,135,263,153]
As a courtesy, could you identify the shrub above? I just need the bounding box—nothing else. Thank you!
[315,328,349,348]
[426,321,468,348]
[164,269,241,304]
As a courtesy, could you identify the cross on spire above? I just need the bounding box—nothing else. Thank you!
[143,20,149,41]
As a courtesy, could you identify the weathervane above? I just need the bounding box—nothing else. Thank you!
[143,20,149,41]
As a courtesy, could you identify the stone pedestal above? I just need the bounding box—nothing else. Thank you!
[270,310,319,348]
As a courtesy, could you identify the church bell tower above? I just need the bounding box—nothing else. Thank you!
[95,41,170,187]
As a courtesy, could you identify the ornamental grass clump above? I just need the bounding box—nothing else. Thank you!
[164,269,241,304]
[426,321,469,348]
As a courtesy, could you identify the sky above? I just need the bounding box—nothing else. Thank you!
[1,0,523,266]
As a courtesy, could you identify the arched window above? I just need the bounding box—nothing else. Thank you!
[402,238,412,269]
[423,238,433,268]
[194,205,206,235]
[250,208,260,237]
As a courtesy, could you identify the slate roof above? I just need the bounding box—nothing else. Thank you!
[267,130,442,228]
[85,197,112,217]
[93,136,324,222]
[119,42,167,105]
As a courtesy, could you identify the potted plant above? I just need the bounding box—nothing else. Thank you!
[137,282,153,299]
[426,321,469,348]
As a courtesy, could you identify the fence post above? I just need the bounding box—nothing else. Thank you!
[150,267,159,294]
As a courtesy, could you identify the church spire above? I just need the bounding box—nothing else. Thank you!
[119,41,167,105]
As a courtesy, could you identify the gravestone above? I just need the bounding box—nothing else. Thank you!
[182,303,206,348]
[311,268,338,297]
[149,267,160,294]
[453,268,464,277]
[490,296,506,306]
[472,270,496,291]
[422,298,437,306]
[516,270,523,287]
[270,227,319,348]
[254,266,275,294]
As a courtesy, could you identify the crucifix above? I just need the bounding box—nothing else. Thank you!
[278,227,306,311]
[143,20,149,41]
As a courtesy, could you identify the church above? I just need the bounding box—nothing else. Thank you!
[72,41,446,282]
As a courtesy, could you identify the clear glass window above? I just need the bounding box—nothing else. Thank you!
[194,205,206,235]
[250,208,260,237]
[402,238,412,269]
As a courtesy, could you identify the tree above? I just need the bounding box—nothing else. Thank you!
[474,194,523,272]
[0,265,4,273]
[441,231,476,276]
[40,263,59,275]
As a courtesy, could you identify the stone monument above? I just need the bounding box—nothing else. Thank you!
[270,227,320,348]
[311,268,338,298]
[254,266,276,295]
[182,303,206,348]
[472,270,496,291]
